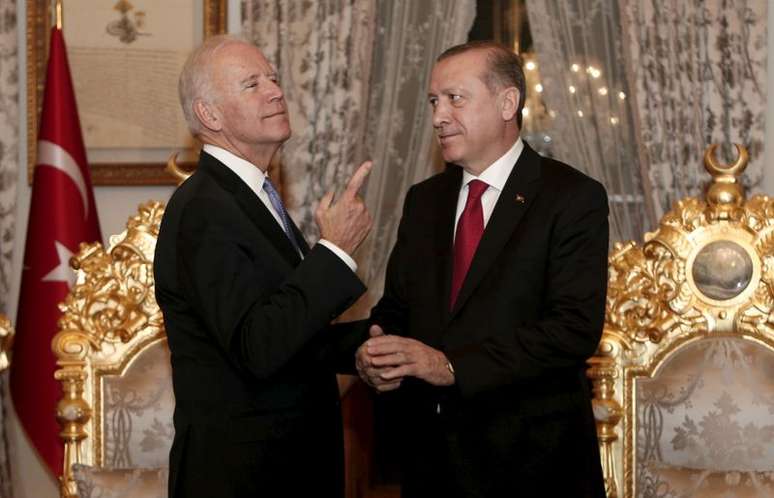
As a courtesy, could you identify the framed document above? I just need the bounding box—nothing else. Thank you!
[27,0,227,185]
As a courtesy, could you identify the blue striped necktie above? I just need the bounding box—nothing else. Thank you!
[262,178,301,254]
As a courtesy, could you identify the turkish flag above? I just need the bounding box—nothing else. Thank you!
[10,27,101,476]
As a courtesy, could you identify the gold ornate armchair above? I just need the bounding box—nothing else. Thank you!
[54,202,171,498]
[53,197,369,498]
[589,145,774,498]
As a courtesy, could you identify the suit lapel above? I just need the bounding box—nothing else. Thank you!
[198,152,303,266]
[289,221,311,256]
[433,166,464,325]
[449,143,543,318]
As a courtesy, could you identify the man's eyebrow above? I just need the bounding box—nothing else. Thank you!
[239,74,258,85]
[443,86,467,94]
[428,87,465,97]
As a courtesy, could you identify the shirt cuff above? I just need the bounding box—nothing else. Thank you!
[317,239,358,272]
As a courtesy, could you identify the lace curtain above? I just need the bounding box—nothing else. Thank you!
[241,0,378,241]
[527,0,653,243]
[621,0,767,219]
[0,0,16,315]
[359,0,476,305]
[0,0,16,494]
[240,0,475,311]
[528,0,768,241]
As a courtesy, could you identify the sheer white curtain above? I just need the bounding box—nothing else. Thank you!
[0,0,17,315]
[240,0,475,313]
[358,0,476,306]
[621,0,767,218]
[528,0,768,242]
[528,0,654,243]
[241,0,378,241]
[0,0,16,493]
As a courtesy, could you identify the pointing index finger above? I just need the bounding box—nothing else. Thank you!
[343,160,373,198]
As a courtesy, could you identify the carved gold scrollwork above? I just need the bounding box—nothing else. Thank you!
[588,144,774,498]
[55,368,90,498]
[53,201,166,497]
[742,196,774,233]
[57,203,164,350]
[659,197,708,233]
[736,196,774,338]
[605,240,706,348]
[588,351,622,498]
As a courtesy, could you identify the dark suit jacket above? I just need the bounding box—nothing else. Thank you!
[154,152,366,498]
[371,143,608,498]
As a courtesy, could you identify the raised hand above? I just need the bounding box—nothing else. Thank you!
[315,160,373,255]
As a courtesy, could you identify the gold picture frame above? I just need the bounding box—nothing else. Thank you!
[27,0,227,185]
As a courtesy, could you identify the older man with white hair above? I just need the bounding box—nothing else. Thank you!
[154,35,373,498]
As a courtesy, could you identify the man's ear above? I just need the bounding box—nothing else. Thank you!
[193,99,222,132]
[499,87,520,122]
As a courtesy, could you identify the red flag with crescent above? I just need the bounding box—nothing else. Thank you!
[10,27,101,476]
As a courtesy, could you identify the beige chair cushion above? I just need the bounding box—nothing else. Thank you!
[72,464,168,498]
[638,465,773,497]
[102,341,175,468]
[635,337,774,496]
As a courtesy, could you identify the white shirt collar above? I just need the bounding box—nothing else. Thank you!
[461,137,524,191]
[202,144,360,269]
[203,143,267,196]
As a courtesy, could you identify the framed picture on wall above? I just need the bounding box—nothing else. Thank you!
[27,0,227,185]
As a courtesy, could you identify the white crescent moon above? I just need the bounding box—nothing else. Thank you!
[36,140,89,220]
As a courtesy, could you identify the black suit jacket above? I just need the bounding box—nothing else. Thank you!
[154,152,366,498]
[371,143,608,498]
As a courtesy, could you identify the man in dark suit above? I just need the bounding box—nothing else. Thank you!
[155,35,372,497]
[356,41,608,497]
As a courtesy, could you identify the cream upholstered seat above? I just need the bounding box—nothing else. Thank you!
[588,145,774,498]
[54,202,171,498]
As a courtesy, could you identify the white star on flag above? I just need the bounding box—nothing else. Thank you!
[41,240,75,288]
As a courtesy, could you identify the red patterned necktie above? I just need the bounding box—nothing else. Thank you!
[450,179,488,309]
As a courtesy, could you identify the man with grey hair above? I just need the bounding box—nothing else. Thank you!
[155,35,373,497]
[357,40,608,497]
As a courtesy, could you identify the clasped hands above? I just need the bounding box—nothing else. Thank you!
[355,325,455,392]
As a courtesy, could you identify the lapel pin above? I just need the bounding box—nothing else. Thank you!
[515,194,525,203]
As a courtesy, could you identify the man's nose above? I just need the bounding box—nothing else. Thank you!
[432,104,450,128]
[267,80,284,102]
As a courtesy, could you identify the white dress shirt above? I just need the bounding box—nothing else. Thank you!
[454,138,524,241]
[202,144,357,272]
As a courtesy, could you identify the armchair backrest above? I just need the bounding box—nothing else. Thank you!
[589,144,774,498]
[53,202,169,497]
